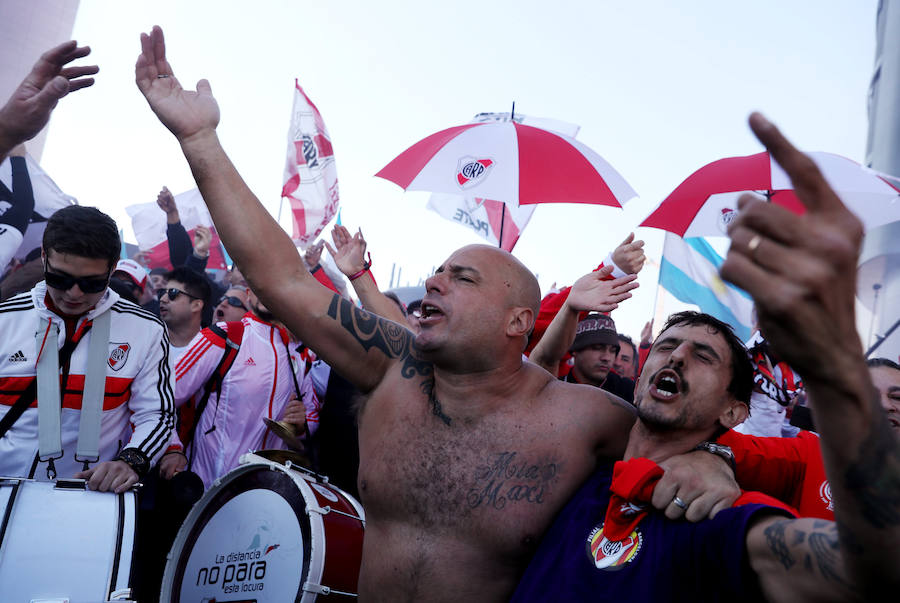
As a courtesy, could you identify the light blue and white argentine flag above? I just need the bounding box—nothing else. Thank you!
[658,233,753,342]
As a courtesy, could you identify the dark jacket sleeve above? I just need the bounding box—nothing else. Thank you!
[185,250,209,273]
[166,221,194,267]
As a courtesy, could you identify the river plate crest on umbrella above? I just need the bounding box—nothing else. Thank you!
[375,119,638,208]
[640,150,900,237]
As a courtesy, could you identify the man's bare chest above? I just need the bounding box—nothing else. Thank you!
[356,386,587,554]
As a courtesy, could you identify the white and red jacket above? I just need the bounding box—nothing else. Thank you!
[173,313,320,489]
[0,282,175,479]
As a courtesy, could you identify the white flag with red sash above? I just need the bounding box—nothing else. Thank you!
[125,188,228,270]
[281,80,340,248]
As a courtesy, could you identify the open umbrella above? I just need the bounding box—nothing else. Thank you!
[375,113,637,211]
[639,151,900,237]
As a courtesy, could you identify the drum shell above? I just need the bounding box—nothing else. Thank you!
[0,478,136,602]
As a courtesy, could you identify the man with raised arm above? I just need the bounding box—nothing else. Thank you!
[135,26,742,601]
[719,112,900,597]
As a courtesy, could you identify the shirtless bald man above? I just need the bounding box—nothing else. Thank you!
[135,26,736,601]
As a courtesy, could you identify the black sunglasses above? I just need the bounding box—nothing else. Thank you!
[157,287,202,302]
[218,295,247,310]
[43,261,110,294]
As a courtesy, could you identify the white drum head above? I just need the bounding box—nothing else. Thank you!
[161,463,313,602]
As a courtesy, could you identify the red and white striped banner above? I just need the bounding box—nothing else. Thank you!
[281,80,340,248]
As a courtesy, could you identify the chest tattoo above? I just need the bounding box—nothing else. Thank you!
[467,451,560,511]
[421,377,452,426]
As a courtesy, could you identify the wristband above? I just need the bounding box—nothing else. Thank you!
[114,447,151,477]
[348,253,372,282]
[310,264,322,274]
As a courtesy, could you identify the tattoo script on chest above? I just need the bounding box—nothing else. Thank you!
[467,451,559,510]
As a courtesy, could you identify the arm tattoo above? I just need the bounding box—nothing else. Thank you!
[807,529,844,586]
[764,521,794,570]
[765,520,852,591]
[327,294,432,380]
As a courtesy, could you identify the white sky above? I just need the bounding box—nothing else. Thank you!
[38,0,879,340]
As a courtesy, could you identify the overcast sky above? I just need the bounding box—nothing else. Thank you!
[38,0,879,339]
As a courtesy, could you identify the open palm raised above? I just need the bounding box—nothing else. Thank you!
[135,26,220,142]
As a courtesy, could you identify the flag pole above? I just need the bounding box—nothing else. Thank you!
[500,100,515,248]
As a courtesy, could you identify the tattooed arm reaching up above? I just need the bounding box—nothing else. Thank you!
[722,113,900,597]
[135,26,404,392]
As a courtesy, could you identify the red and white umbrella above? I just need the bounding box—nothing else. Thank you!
[639,151,900,237]
[375,120,637,208]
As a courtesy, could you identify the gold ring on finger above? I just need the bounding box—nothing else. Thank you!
[747,234,762,258]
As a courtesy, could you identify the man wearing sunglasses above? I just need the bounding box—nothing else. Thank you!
[0,205,174,493]
[214,285,249,322]
[158,266,211,356]
[165,284,318,489]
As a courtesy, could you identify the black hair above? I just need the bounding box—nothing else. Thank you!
[42,205,121,271]
[658,311,754,405]
[617,333,637,356]
[164,266,212,311]
[868,357,900,371]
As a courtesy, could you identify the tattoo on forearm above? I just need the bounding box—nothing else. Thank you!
[467,451,559,510]
[808,529,844,586]
[767,520,853,591]
[843,400,900,529]
[327,294,432,379]
[764,521,794,570]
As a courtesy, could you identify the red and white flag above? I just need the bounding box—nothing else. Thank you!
[281,80,340,248]
[125,188,228,270]
[425,112,581,251]
[426,194,534,252]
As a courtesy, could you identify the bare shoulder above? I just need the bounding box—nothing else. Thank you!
[531,368,636,459]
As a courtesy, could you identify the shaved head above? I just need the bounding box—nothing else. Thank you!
[457,244,540,326]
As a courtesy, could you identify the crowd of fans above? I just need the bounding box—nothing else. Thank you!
[0,27,897,602]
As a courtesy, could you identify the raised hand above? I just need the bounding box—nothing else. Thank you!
[612,232,646,275]
[324,225,368,277]
[640,319,654,348]
[193,224,212,257]
[0,41,98,158]
[565,266,639,314]
[304,239,324,269]
[132,250,151,268]
[135,26,220,143]
[720,113,864,383]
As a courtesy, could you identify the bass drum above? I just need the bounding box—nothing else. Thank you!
[161,452,365,602]
[0,477,136,602]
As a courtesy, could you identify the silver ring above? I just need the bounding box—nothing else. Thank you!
[672,496,688,509]
[157,74,171,79]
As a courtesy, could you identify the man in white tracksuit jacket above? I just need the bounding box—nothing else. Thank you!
[170,290,319,489]
[0,206,174,492]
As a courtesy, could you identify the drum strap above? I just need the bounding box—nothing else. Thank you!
[75,310,111,466]
[35,310,110,477]
[185,320,244,469]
